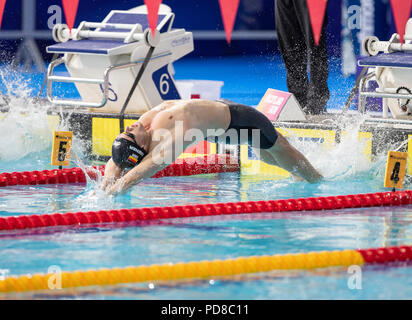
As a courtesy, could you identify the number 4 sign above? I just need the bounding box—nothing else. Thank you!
[51,131,73,167]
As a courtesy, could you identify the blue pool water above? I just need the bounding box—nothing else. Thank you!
[1,163,412,299]
[0,57,411,300]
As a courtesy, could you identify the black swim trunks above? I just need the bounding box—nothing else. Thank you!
[209,99,278,149]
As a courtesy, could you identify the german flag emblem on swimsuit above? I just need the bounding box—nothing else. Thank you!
[128,155,138,164]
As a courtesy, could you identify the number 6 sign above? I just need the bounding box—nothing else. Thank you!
[152,65,180,100]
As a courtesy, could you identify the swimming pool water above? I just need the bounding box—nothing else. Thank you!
[0,168,411,299]
[0,156,398,216]
[0,57,411,300]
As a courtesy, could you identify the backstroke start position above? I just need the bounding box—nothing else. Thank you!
[102,99,323,194]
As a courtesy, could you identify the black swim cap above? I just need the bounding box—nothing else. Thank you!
[111,135,148,170]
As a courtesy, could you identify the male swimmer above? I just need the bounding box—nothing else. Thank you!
[102,99,323,194]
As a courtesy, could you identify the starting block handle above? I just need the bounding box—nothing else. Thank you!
[48,75,104,84]
[61,29,145,42]
[364,35,412,56]
[360,91,412,100]
[83,22,142,31]
[53,22,158,46]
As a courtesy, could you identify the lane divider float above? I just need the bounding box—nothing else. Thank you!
[0,190,411,231]
[0,245,410,293]
[0,154,239,187]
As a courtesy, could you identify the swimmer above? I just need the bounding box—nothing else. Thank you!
[102,99,323,195]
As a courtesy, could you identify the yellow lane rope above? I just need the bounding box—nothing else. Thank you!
[0,249,364,293]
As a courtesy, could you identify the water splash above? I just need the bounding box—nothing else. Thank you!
[0,65,90,166]
[72,182,115,211]
[288,114,388,183]
[0,66,56,162]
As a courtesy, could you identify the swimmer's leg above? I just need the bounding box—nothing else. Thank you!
[252,148,279,166]
[252,147,304,181]
[265,132,322,183]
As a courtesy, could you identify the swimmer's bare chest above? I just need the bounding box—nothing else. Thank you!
[150,103,188,131]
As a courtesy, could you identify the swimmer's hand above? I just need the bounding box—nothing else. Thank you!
[101,158,123,192]
[106,175,144,195]
[107,182,121,196]
[100,176,115,192]
[104,154,165,195]
[106,177,130,195]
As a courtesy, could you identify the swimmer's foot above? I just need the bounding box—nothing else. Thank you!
[292,174,304,182]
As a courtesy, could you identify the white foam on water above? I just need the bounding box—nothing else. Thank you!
[74,185,115,211]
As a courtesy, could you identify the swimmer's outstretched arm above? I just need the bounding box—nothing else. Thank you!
[101,158,123,191]
[107,130,182,195]
[106,159,167,195]
[106,149,172,195]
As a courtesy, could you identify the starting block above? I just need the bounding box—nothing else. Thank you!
[46,5,194,114]
[356,18,412,119]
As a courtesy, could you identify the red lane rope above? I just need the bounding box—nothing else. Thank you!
[0,154,239,187]
[357,246,412,264]
[0,190,411,231]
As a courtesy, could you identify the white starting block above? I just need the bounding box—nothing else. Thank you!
[46,6,194,114]
[358,18,412,120]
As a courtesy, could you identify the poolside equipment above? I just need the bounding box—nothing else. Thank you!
[46,7,193,114]
[42,6,225,161]
[0,245,410,293]
[355,18,412,119]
